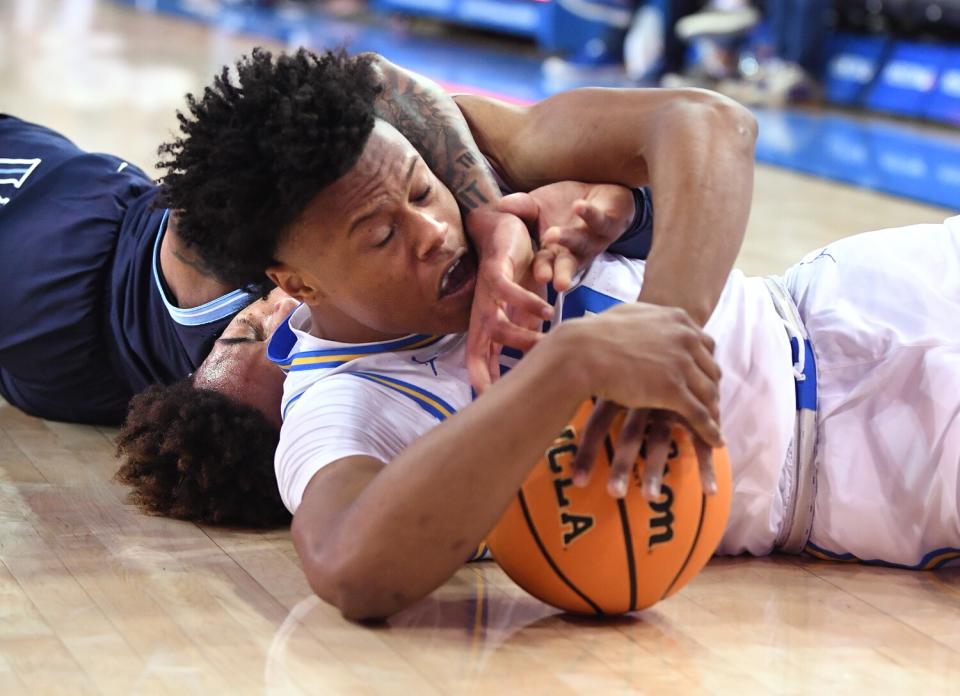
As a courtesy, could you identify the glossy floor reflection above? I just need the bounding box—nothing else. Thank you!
[259,554,960,694]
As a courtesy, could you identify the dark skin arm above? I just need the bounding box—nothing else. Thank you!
[455,87,758,327]
[454,88,758,498]
[292,305,721,621]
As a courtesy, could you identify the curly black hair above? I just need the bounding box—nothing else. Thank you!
[158,47,383,292]
[115,380,290,528]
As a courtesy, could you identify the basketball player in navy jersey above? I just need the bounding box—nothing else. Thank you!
[119,48,960,617]
[3,52,657,425]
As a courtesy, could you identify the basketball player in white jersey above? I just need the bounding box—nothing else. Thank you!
[260,124,959,619]
[122,49,959,620]
[185,119,958,616]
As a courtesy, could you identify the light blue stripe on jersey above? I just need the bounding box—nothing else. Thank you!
[282,391,306,420]
[279,368,457,422]
[0,158,41,187]
[350,371,457,422]
[268,320,444,372]
[151,209,258,326]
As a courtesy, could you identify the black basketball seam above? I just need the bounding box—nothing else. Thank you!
[662,493,707,599]
[603,436,638,612]
[517,490,605,616]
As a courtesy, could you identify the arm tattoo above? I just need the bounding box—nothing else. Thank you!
[373,63,497,212]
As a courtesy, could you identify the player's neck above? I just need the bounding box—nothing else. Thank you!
[305,304,408,346]
[159,213,235,308]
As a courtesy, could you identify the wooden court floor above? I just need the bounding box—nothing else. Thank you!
[2,1,959,693]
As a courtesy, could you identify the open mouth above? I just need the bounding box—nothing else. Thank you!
[438,248,478,300]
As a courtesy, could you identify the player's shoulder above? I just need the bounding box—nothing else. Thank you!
[284,371,388,419]
[275,370,430,513]
[280,368,434,436]
[276,375,389,473]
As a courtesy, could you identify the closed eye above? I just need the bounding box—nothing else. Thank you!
[413,185,431,203]
[374,225,396,248]
[238,315,267,342]
[217,335,257,346]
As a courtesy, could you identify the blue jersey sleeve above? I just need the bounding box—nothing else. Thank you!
[606,187,653,260]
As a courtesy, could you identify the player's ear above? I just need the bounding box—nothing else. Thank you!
[266,264,322,304]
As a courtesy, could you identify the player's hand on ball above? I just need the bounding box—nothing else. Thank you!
[561,302,723,497]
[497,183,636,292]
[572,404,719,500]
[464,206,554,394]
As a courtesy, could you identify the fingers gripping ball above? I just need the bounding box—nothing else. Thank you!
[486,401,732,615]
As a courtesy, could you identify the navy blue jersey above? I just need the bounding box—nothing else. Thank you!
[0,116,255,424]
[607,186,653,260]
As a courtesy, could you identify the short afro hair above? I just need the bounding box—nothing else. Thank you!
[115,380,290,528]
[158,47,383,292]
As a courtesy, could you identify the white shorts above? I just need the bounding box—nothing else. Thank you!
[784,217,960,569]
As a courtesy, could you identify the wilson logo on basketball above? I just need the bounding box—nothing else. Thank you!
[648,478,675,548]
[546,427,595,547]
[637,440,679,549]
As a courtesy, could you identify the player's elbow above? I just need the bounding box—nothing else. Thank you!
[335,586,405,623]
[708,91,758,149]
[301,546,408,622]
[718,93,759,148]
[666,89,758,154]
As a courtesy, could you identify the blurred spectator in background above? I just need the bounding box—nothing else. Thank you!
[544,0,731,84]
[623,0,709,82]
[654,0,759,86]
[662,0,834,106]
[544,0,766,87]
[766,0,833,75]
[541,0,638,81]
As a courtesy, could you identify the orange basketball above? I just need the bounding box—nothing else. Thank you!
[486,400,732,615]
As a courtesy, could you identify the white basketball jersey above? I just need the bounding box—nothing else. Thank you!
[271,253,796,556]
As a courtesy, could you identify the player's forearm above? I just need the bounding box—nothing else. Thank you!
[314,328,588,620]
[367,54,502,213]
[456,89,755,322]
[639,96,757,325]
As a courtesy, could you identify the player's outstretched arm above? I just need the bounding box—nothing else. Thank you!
[455,88,758,325]
[455,89,757,495]
[289,303,721,621]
